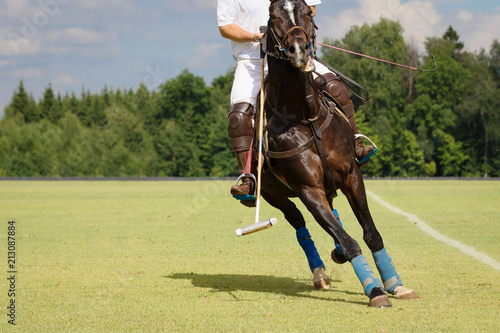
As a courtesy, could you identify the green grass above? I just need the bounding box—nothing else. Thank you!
[1,180,499,332]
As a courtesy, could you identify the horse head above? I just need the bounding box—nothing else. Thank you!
[266,0,316,73]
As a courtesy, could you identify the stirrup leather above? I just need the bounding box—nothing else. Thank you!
[354,134,378,166]
[232,173,257,201]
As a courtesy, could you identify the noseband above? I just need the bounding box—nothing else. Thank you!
[266,23,314,60]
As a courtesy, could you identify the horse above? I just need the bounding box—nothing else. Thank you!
[254,0,419,307]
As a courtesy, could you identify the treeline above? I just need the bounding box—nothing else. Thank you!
[321,20,500,177]
[0,70,236,177]
[0,19,499,177]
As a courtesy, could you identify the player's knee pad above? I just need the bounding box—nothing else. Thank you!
[315,73,354,118]
[227,102,254,152]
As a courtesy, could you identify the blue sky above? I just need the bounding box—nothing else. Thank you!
[1,0,499,118]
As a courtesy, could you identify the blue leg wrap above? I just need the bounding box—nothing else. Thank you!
[372,248,403,294]
[332,208,343,255]
[351,255,384,297]
[296,227,324,273]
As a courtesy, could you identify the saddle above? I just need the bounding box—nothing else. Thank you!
[264,89,350,200]
[232,78,367,206]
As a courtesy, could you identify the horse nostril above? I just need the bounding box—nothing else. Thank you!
[289,45,296,54]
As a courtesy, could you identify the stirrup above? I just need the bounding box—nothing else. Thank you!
[354,134,378,166]
[232,173,257,201]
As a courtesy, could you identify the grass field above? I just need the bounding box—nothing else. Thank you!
[1,179,499,332]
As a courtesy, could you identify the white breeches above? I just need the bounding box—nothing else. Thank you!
[230,58,332,107]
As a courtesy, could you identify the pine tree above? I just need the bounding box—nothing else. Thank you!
[40,84,63,123]
[7,81,40,122]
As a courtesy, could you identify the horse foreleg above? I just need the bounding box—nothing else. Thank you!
[342,172,384,253]
[372,248,420,300]
[343,170,420,300]
[298,186,361,260]
[298,186,388,305]
[260,190,331,290]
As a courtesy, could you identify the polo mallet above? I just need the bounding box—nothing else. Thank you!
[236,26,277,236]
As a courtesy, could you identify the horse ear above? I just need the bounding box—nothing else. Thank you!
[311,16,318,30]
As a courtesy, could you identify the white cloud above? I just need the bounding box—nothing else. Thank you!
[47,27,114,45]
[165,0,217,13]
[53,74,80,86]
[188,43,224,69]
[318,0,442,52]
[2,67,44,79]
[317,0,500,54]
[0,26,42,56]
[0,0,35,18]
[76,0,124,9]
[458,10,473,23]
[460,13,500,52]
[194,0,217,10]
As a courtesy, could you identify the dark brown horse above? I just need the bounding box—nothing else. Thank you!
[256,0,419,307]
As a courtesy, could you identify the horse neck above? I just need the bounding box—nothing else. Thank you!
[267,58,318,119]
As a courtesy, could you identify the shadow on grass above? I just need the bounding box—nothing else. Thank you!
[165,272,366,306]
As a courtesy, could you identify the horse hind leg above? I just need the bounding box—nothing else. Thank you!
[261,190,332,290]
[296,227,331,290]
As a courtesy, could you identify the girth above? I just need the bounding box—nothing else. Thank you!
[266,97,341,201]
[267,104,334,159]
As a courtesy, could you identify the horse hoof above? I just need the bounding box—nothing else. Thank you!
[369,287,392,308]
[331,248,347,264]
[393,286,421,300]
[313,267,332,290]
[369,294,392,308]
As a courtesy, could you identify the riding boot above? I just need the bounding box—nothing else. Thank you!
[315,73,374,164]
[228,102,256,204]
[230,150,255,197]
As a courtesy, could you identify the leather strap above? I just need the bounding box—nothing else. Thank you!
[306,94,337,200]
[267,105,333,159]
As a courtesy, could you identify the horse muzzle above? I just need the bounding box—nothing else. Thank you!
[300,55,315,73]
[287,39,315,73]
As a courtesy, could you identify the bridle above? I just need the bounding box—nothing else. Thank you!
[265,17,316,60]
[262,7,321,123]
[262,5,338,200]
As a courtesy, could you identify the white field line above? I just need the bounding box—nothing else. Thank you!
[366,190,500,271]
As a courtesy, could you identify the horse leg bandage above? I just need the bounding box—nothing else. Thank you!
[296,227,324,273]
[351,255,384,297]
[372,248,403,294]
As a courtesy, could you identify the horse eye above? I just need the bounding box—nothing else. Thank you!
[307,10,313,16]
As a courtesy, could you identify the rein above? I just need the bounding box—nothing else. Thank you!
[263,14,338,199]
[317,42,438,72]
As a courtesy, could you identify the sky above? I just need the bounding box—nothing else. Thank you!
[1,0,499,119]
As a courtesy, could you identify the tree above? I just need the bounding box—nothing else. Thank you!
[158,70,212,145]
[487,39,500,88]
[204,69,237,176]
[5,81,40,123]
[404,27,472,176]
[154,120,204,177]
[456,53,500,177]
[40,84,64,123]
[442,26,464,56]
[320,19,412,176]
